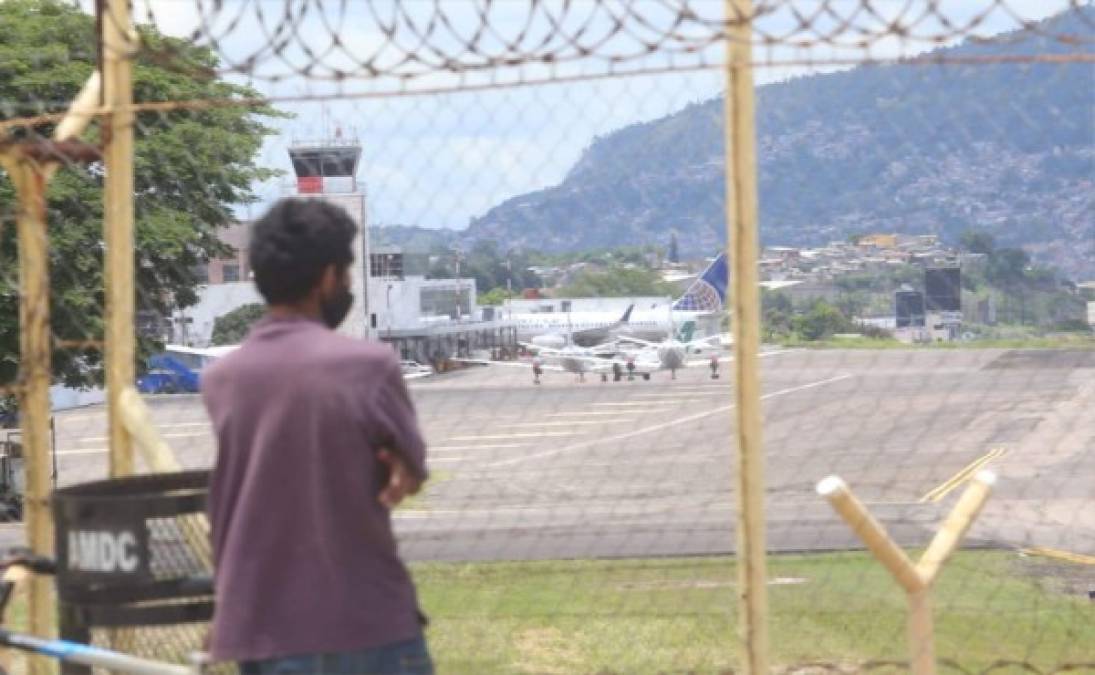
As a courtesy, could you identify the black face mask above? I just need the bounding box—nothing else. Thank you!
[320,285,354,329]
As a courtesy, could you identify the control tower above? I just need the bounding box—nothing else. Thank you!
[287,134,370,339]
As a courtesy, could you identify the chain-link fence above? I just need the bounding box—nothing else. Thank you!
[1,0,1093,672]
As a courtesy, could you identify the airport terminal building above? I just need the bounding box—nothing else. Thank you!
[171,136,516,367]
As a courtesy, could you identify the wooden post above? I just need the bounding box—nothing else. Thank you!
[723,1,769,671]
[118,386,213,569]
[816,476,923,594]
[917,471,996,584]
[8,158,55,675]
[907,589,934,674]
[102,0,137,477]
[818,471,997,675]
[0,72,101,675]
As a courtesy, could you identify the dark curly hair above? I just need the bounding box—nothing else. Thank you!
[249,198,357,304]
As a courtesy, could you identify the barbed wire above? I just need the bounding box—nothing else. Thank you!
[0,47,1092,138]
[117,0,1095,85]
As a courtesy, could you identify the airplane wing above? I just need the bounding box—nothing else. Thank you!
[617,335,660,349]
[688,334,724,347]
[451,358,566,372]
[686,356,734,367]
[519,342,565,355]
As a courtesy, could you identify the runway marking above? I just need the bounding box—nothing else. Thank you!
[919,447,1006,503]
[592,402,671,408]
[545,411,649,417]
[1020,547,1095,566]
[631,393,727,400]
[447,432,578,441]
[76,431,209,443]
[431,444,526,451]
[56,413,105,423]
[487,374,854,468]
[497,421,607,428]
[55,448,108,456]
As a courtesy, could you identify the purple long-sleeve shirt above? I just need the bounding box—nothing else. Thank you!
[201,316,428,662]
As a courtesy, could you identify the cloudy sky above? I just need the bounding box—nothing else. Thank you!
[109,1,1078,231]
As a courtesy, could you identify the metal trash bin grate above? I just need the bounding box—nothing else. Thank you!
[52,470,234,673]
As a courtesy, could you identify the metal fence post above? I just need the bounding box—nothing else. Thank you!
[723,1,769,672]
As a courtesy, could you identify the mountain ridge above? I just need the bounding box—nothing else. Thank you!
[460,8,1095,280]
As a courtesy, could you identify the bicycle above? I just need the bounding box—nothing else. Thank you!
[0,548,202,675]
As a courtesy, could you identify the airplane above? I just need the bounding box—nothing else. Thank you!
[506,253,729,346]
[623,252,730,341]
[514,304,634,349]
[453,341,628,383]
[616,320,728,380]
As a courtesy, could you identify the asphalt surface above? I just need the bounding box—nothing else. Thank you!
[7,348,1094,563]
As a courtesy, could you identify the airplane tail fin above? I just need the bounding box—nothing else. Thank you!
[620,304,634,323]
[671,253,728,312]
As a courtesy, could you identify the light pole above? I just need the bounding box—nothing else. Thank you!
[386,283,393,339]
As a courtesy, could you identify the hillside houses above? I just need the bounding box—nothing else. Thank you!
[759,233,959,284]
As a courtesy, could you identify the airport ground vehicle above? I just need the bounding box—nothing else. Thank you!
[136,345,237,394]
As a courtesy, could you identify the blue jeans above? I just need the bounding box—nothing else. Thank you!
[240,635,434,675]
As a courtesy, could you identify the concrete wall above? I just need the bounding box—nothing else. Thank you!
[172,282,263,346]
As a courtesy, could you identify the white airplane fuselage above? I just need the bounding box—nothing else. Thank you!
[512,309,714,344]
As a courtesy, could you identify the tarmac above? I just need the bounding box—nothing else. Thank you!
[9,347,1094,565]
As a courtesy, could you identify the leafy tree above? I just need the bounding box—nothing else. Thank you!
[211,303,265,345]
[791,301,855,341]
[834,292,868,319]
[985,247,1031,287]
[960,229,996,255]
[0,0,282,388]
[477,287,515,306]
[428,240,540,294]
[761,290,794,340]
[560,265,678,297]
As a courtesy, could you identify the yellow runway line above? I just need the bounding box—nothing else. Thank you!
[1020,547,1095,566]
[919,447,1006,503]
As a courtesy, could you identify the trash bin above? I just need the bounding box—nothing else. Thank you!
[52,470,215,673]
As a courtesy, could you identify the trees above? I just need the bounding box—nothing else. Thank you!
[960,229,996,255]
[211,304,265,345]
[477,287,516,306]
[429,240,540,295]
[560,265,678,298]
[668,232,680,264]
[792,301,855,341]
[0,0,281,388]
[985,247,1031,287]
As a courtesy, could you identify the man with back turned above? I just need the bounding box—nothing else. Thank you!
[201,198,433,674]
